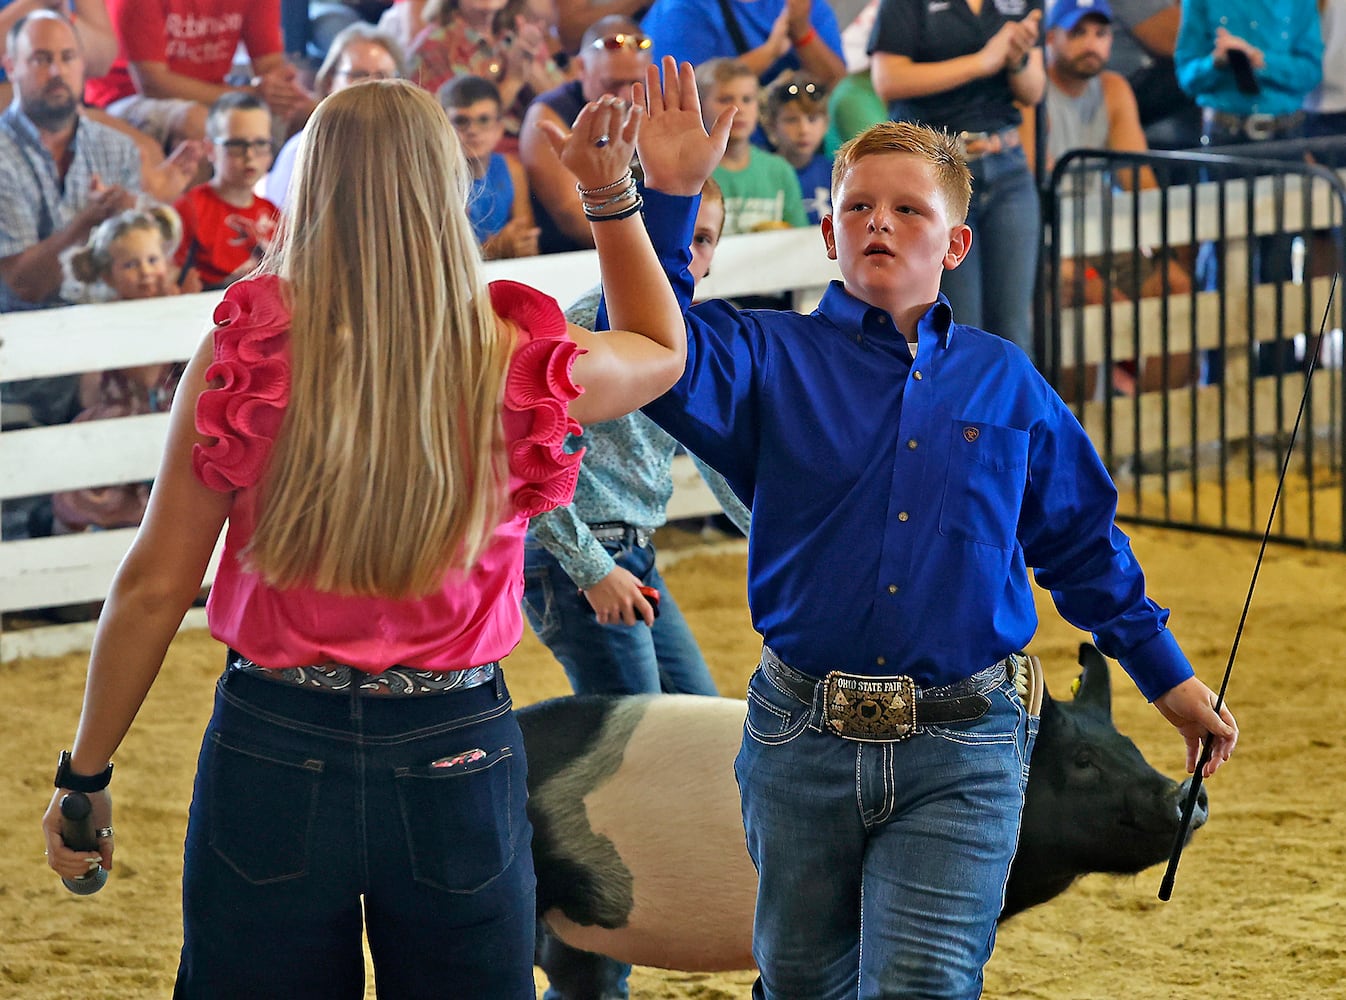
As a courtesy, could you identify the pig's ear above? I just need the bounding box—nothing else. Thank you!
[1073,643,1114,719]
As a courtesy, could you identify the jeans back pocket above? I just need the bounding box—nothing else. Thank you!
[395,746,517,894]
[206,732,323,885]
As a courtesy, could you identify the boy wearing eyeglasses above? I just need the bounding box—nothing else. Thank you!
[438,75,541,259]
[760,70,833,224]
[174,92,278,289]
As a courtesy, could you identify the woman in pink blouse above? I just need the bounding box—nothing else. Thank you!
[41,78,730,998]
[410,0,567,150]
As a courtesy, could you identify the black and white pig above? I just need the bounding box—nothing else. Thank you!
[518,643,1209,993]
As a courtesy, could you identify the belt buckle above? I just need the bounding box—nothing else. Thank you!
[956,129,992,159]
[1244,113,1275,141]
[823,670,916,742]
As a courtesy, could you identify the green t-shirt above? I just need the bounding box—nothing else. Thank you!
[713,147,809,234]
[825,71,889,156]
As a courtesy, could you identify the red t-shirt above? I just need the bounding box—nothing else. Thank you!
[175,185,280,289]
[85,0,283,108]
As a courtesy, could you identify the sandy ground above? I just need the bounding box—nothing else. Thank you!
[4,520,1346,999]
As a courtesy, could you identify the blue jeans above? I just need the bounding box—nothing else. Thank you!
[522,536,719,698]
[940,145,1040,359]
[174,667,536,999]
[735,657,1038,1000]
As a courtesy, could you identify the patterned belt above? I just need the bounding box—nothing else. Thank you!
[226,649,498,697]
[760,647,1021,742]
[587,521,654,547]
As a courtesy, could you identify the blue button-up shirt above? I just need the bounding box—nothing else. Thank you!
[640,189,1193,701]
[1175,0,1323,117]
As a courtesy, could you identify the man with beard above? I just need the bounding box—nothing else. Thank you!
[0,8,137,313]
[0,8,137,542]
[1022,0,1193,395]
[1030,0,1149,175]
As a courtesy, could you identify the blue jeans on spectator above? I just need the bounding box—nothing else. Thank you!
[735,657,1036,1000]
[175,666,536,999]
[940,145,1041,360]
[522,536,720,698]
[524,534,718,1000]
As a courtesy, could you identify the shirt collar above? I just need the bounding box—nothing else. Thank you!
[817,282,957,349]
[2,99,81,159]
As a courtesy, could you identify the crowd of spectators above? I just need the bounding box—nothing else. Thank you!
[2,0,1344,549]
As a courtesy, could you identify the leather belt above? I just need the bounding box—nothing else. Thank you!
[957,126,1022,161]
[587,521,653,547]
[760,647,1019,742]
[1203,108,1305,142]
[226,648,498,697]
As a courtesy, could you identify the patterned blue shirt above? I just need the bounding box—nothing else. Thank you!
[0,102,141,311]
[639,189,1193,700]
[528,285,751,589]
[1175,0,1323,117]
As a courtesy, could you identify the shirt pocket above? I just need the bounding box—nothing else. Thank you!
[938,419,1029,550]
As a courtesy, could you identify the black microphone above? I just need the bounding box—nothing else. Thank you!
[59,791,108,895]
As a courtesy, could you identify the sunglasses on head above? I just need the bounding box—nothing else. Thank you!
[590,32,652,51]
[783,81,821,98]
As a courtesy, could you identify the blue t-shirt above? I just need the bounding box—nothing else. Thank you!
[468,152,513,244]
[641,0,843,84]
[794,152,832,225]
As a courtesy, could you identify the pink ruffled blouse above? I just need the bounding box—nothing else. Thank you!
[192,275,583,671]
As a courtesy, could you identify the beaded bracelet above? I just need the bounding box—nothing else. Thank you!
[585,195,644,222]
[582,180,639,211]
[583,194,641,219]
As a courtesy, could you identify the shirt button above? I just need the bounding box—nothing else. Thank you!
[887,584,898,594]
[912,370,923,380]
[876,656,886,666]
[907,439,918,449]
[898,511,909,522]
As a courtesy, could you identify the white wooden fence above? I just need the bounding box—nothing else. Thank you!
[7,166,1344,660]
[0,229,836,660]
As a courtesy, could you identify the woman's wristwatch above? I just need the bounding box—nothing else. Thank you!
[53,750,114,793]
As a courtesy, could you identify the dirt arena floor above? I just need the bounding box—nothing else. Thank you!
[4,519,1346,998]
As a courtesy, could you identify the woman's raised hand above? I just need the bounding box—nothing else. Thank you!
[633,57,734,197]
[537,95,642,192]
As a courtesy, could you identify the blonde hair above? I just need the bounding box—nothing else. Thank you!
[832,120,973,223]
[63,205,182,287]
[248,80,514,598]
[694,57,757,97]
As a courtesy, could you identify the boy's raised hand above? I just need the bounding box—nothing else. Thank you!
[633,57,735,197]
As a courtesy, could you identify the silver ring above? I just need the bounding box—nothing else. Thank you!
[95,827,114,839]
[593,134,610,148]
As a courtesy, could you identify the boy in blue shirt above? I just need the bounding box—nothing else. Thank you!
[629,57,1238,1000]
[760,70,833,224]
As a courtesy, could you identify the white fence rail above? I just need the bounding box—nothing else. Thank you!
[0,229,836,658]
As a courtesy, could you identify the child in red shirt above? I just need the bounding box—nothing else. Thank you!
[175,92,280,289]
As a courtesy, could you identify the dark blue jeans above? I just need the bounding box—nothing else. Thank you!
[736,658,1037,1000]
[174,667,536,999]
[940,145,1041,359]
[522,536,719,698]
